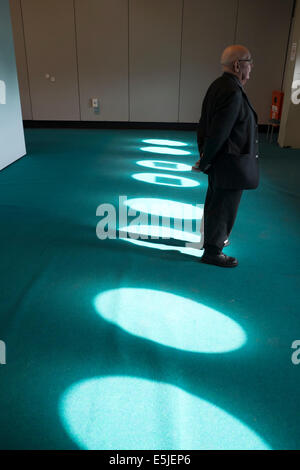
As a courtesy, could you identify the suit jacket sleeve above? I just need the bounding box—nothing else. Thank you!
[200,90,242,172]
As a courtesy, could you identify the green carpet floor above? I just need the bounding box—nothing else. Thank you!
[0,128,299,449]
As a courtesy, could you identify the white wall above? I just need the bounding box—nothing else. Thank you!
[75,0,129,121]
[279,0,300,148]
[0,0,26,171]
[129,0,182,122]
[179,0,238,122]
[236,0,294,124]
[9,0,32,120]
[20,0,80,121]
[10,0,294,124]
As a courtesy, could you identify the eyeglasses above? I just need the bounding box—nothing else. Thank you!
[238,58,254,65]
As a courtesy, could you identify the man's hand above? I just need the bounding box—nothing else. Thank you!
[192,153,204,171]
[192,158,202,171]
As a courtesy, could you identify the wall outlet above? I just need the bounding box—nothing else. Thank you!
[0,80,6,104]
[91,98,100,114]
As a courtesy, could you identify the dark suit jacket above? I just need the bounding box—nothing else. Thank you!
[197,72,259,190]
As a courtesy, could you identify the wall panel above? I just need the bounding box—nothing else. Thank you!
[21,0,80,120]
[179,0,238,123]
[9,0,32,120]
[75,0,129,121]
[236,0,294,123]
[129,0,182,122]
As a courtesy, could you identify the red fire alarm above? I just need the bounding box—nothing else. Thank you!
[270,91,284,120]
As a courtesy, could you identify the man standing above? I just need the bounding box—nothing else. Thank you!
[194,45,259,267]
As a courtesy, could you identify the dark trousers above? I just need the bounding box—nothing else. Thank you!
[203,174,243,254]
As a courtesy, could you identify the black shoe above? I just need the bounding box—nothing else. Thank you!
[223,239,230,247]
[201,252,238,267]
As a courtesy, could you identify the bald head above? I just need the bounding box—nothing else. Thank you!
[221,45,250,68]
[220,44,253,85]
